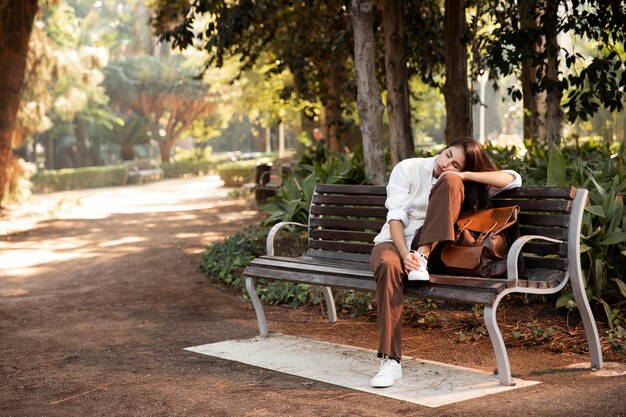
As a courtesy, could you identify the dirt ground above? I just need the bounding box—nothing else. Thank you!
[1,176,625,417]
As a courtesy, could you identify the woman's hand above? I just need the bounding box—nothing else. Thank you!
[439,170,466,180]
[403,251,423,273]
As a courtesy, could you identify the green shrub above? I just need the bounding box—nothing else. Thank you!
[161,159,215,179]
[216,160,259,187]
[261,146,369,226]
[31,165,126,193]
[216,155,280,187]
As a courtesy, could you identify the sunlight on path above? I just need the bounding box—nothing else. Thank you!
[0,175,255,280]
[0,175,228,234]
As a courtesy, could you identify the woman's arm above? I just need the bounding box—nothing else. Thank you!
[448,170,517,189]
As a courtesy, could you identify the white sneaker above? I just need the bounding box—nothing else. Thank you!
[407,251,429,281]
[370,358,402,388]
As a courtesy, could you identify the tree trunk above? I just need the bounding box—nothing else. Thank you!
[0,0,38,206]
[383,0,414,165]
[442,0,472,144]
[43,132,55,169]
[519,0,541,141]
[544,0,562,146]
[121,144,135,161]
[158,141,173,163]
[320,65,343,152]
[351,0,386,185]
[74,114,92,167]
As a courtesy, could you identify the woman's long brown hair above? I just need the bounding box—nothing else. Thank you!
[446,137,496,212]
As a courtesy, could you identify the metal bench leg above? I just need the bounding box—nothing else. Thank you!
[322,287,337,324]
[245,277,268,337]
[570,268,603,369]
[484,304,513,386]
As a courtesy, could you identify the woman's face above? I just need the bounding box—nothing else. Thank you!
[433,145,466,178]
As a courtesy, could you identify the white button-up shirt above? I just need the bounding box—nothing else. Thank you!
[373,156,522,249]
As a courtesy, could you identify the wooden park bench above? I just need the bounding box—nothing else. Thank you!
[243,184,604,386]
[123,160,164,185]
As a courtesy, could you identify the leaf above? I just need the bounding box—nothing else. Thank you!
[301,173,317,204]
[599,232,626,245]
[610,278,626,300]
[596,297,615,331]
[547,146,567,186]
[556,292,575,309]
[585,205,605,217]
[587,172,607,199]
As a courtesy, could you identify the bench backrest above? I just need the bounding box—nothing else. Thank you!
[306,184,587,286]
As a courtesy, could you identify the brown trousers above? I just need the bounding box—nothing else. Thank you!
[369,174,465,359]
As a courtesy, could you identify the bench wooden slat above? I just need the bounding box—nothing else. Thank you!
[496,186,576,199]
[309,239,374,254]
[309,218,386,230]
[523,242,568,257]
[312,194,388,206]
[517,268,565,288]
[523,256,568,270]
[306,249,371,263]
[251,256,371,276]
[404,285,498,305]
[491,199,572,212]
[427,275,510,290]
[315,184,387,195]
[519,225,568,240]
[310,205,389,217]
[245,266,376,291]
[310,229,378,243]
[519,213,570,227]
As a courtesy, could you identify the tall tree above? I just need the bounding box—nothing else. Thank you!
[443,0,472,144]
[543,0,562,145]
[104,56,214,162]
[383,0,414,165]
[0,0,39,206]
[479,0,626,145]
[518,0,542,141]
[150,0,355,151]
[352,0,386,184]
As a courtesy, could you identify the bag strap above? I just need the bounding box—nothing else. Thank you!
[475,222,498,244]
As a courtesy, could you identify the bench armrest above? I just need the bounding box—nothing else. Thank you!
[266,221,308,256]
[506,235,565,285]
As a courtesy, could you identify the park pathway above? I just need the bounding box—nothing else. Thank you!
[0,176,623,417]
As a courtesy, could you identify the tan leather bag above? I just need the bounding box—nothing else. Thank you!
[440,206,522,278]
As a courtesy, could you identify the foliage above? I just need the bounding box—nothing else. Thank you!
[260,147,369,226]
[96,113,154,160]
[201,226,267,287]
[161,159,215,179]
[30,158,214,192]
[31,165,126,193]
[216,160,266,187]
[150,0,355,121]
[476,0,626,125]
[103,55,215,162]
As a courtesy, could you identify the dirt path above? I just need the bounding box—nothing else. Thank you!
[1,176,624,417]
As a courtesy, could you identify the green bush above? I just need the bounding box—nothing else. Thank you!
[216,160,259,187]
[161,159,215,179]
[31,165,126,193]
[261,146,369,226]
[216,155,280,187]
